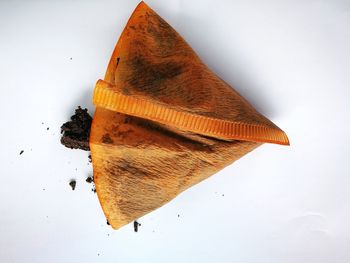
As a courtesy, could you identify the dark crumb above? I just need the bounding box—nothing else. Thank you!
[43,188,45,191]
[116,57,120,65]
[88,154,92,163]
[86,176,93,183]
[178,214,180,217]
[123,116,131,124]
[69,180,76,190]
[133,221,141,232]
[19,150,24,155]
[70,57,72,60]
[106,219,110,225]
[60,106,92,151]
[101,134,113,144]
[91,188,96,193]
[97,253,100,256]
[222,194,225,197]
[47,127,49,130]
[41,122,44,125]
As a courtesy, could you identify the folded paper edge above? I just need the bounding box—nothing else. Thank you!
[93,79,290,146]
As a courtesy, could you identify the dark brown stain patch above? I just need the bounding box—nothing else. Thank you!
[123,116,131,124]
[114,129,134,140]
[101,134,114,144]
[145,11,178,51]
[118,161,148,177]
[122,86,130,95]
[127,56,184,96]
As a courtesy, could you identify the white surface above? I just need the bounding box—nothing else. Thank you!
[1,0,350,262]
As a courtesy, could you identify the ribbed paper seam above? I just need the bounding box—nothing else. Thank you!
[93,80,289,145]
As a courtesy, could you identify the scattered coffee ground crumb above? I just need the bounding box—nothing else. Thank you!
[134,221,141,232]
[47,127,49,130]
[91,187,96,193]
[60,106,92,151]
[69,180,76,190]
[88,154,92,163]
[86,176,93,183]
[107,219,110,225]
[19,150,24,155]
[178,214,180,217]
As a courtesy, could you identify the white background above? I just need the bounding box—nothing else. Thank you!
[1,0,350,262]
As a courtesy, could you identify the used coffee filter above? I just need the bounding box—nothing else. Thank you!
[90,1,289,229]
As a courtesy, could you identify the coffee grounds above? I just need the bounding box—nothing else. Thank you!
[86,176,93,183]
[60,107,92,151]
[61,107,143,231]
[133,221,141,232]
[69,180,76,190]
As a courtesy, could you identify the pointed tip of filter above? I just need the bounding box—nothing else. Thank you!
[136,1,149,10]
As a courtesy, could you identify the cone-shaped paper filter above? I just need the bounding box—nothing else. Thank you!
[90,1,289,229]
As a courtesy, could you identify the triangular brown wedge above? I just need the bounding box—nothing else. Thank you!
[90,1,289,230]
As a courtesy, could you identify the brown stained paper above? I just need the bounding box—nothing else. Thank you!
[90,1,289,229]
